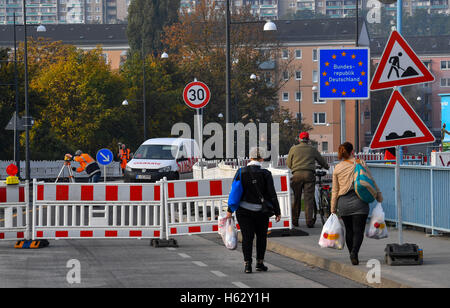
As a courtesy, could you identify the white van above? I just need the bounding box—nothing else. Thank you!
[124,138,200,182]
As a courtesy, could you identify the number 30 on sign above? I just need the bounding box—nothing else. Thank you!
[183,81,211,109]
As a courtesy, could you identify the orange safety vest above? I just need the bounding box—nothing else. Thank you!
[118,148,130,170]
[74,153,100,175]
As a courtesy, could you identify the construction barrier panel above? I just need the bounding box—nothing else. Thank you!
[162,174,292,239]
[0,182,29,241]
[32,179,164,240]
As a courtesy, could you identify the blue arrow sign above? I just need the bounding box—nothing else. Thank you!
[319,48,370,100]
[96,148,113,166]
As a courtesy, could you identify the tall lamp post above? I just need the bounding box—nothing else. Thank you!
[123,51,168,141]
[296,74,317,130]
[21,3,46,182]
[224,0,276,157]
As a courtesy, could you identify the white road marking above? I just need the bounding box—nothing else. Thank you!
[232,281,250,288]
[211,270,227,277]
[166,248,177,251]
[192,261,208,267]
[178,253,191,259]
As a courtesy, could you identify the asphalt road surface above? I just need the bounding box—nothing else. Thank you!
[0,233,366,288]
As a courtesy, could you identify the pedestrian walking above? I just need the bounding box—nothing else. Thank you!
[287,132,329,228]
[226,147,281,274]
[118,144,131,174]
[331,142,383,265]
[72,150,101,183]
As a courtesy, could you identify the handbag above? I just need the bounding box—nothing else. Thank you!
[227,168,244,213]
[248,167,275,218]
[353,159,377,204]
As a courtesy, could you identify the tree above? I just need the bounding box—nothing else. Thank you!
[119,51,191,148]
[127,0,180,54]
[30,48,129,159]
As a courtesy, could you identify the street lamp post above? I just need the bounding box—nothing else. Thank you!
[22,0,31,182]
[224,1,276,156]
[13,13,20,179]
[21,2,46,182]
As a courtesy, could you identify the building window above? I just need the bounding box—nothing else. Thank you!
[101,53,108,64]
[282,92,289,101]
[313,112,326,125]
[282,49,289,59]
[295,71,302,80]
[313,70,318,83]
[441,78,450,87]
[295,49,302,59]
[283,71,289,81]
[296,91,302,101]
[322,142,328,152]
[441,60,450,70]
[313,92,325,104]
[313,49,318,61]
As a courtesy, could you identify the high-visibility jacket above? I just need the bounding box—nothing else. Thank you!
[118,148,130,170]
[74,153,101,176]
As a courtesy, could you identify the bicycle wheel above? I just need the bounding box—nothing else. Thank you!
[320,190,331,224]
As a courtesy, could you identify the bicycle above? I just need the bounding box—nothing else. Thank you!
[313,169,332,225]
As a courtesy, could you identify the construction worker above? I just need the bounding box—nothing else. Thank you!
[118,144,131,174]
[72,150,101,183]
[287,132,329,228]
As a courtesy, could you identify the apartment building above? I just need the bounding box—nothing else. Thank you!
[180,0,279,19]
[279,0,449,18]
[0,0,129,25]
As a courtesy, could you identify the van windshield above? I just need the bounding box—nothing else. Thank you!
[133,145,178,160]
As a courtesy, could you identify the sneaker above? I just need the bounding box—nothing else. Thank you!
[256,261,268,272]
[244,262,252,274]
[350,253,359,266]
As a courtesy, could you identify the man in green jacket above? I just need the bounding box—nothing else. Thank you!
[287,132,329,228]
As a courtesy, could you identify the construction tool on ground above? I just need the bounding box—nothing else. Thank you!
[55,153,75,183]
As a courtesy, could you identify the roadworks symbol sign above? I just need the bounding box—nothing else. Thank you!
[370,90,435,149]
[370,31,434,91]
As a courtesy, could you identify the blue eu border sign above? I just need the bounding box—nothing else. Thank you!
[319,48,370,100]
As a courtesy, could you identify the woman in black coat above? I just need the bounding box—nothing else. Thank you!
[227,147,281,273]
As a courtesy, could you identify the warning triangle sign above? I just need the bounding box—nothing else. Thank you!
[370,31,434,91]
[370,90,435,149]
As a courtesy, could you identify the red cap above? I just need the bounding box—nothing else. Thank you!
[299,132,309,140]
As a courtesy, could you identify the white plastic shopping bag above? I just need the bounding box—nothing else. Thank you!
[318,214,345,250]
[224,217,238,250]
[366,202,389,239]
[218,212,228,239]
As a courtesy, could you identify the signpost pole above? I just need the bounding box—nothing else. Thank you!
[197,108,204,179]
[340,100,346,144]
[395,145,403,244]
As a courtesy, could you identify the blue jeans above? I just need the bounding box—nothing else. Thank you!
[89,173,101,183]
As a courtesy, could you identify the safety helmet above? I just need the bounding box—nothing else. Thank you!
[75,150,82,156]
[299,132,309,141]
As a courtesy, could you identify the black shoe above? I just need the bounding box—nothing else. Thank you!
[256,261,268,272]
[350,253,359,266]
[244,262,252,274]
[306,223,315,228]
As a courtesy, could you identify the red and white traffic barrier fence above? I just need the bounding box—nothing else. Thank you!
[32,179,164,240]
[0,182,29,241]
[162,174,292,239]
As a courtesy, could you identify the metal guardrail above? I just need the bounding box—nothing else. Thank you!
[0,161,122,180]
[369,164,450,233]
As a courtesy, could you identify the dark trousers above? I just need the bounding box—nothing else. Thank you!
[291,171,315,225]
[341,214,368,256]
[236,207,269,263]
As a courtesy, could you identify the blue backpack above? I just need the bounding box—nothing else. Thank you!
[353,159,377,204]
[228,168,244,213]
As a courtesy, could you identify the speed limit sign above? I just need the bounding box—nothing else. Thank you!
[183,81,211,109]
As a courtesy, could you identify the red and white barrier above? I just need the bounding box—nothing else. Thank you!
[162,174,292,239]
[32,180,164,240]
[0,182,29,241]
